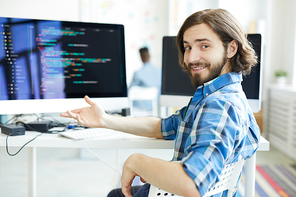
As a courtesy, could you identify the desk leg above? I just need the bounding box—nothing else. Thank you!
[28,147,36,197]
[116,149,122,173]
[245,152,256,197]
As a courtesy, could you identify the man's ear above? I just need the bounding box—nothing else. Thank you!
[227,40,238,58]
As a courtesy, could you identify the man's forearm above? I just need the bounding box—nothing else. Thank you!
[122,153,201,197]
[104,115,163,138]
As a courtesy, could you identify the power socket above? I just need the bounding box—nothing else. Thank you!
[0,124,25,136]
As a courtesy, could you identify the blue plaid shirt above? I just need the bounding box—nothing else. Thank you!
[161,72,260,196]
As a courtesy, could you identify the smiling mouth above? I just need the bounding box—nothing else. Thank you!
[191,65,209,71]
[192,66,207,70]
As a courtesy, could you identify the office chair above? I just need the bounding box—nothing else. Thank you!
[128,86,159,117]
[148,159,244,197]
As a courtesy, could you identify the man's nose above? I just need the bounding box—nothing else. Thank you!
[187,48,202,63]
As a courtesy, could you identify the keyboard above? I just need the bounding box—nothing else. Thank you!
[58,128,120,140]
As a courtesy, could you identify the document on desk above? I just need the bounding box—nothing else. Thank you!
[58,128,121,140]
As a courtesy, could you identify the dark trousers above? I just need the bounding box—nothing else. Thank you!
[107,183,150,197]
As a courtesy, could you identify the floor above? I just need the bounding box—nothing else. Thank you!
[1,138,296,197]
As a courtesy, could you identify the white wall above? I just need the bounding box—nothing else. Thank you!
[0,0,80,21]
[269,0,296,85]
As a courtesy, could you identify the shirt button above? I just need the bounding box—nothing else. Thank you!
[206,93,208,96]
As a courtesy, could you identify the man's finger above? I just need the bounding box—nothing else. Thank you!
[60,112,70,117]
[84,95,95,106]
[76,114,85,125]
[66,110,78,119]
[70,108,82,114]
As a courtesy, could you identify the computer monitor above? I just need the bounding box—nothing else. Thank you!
[161,34,262,113]
[0,17,128,115]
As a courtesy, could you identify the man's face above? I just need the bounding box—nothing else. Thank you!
[183,23,229,88]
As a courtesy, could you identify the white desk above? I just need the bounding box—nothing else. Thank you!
[0,131,269,197]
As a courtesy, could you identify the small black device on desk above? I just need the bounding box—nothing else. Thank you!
[0,124,25,136]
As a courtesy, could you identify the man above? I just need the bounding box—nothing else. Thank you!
[60,8,260,197]
[129,47,161,112]
[129,47,161,90]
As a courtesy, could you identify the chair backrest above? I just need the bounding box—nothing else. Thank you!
[128,86,159,117]
[148,159,244,197]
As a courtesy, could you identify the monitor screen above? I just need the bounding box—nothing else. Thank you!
[242,34,262,113]
[161,35,262,113]
[0,17,128,114]
[160,36,195,108]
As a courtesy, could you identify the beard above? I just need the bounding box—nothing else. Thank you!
[185,53,228,89]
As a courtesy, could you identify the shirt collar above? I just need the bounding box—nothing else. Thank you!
[191,72,242,105]
[143,62,151,66]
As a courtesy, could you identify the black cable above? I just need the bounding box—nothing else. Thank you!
[40,113,63,124]
[5,132,43,156]
[3,119,79,156]
[59,121,74,132]
[57,120,84,133]
[15,121,34,131]
[4,120,43,156]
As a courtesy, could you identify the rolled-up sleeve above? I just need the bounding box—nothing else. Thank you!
[161,107,187,140]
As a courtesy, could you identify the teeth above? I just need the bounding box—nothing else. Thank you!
[193,66,205,70]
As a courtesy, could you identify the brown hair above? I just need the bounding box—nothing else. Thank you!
[139,47,150,62]
[176,9,257,75]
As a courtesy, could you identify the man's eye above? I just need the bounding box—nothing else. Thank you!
[202,45,209,49]
[184,46,191,51]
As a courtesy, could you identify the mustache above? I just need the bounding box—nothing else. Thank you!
[186,61,210,68]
